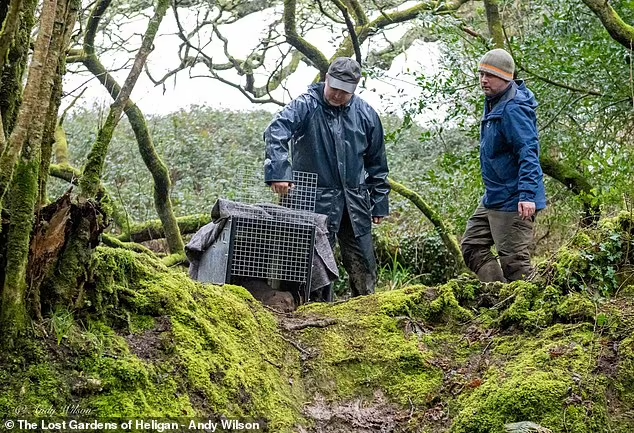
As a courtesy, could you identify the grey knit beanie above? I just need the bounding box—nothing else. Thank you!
[479,49,515,81]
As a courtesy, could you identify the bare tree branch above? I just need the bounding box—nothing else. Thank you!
[366,26,437,69]
[345,0,368,26]
[284,0,330,79]
[332,0,471,61]
[332,0,362,64]
[315,0,345,24]
[84,0,112,56]
[158,3,287,105]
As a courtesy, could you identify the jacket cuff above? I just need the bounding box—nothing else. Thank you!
[264,159,293,184]
[519,191,536,203]
[371,196,389,217]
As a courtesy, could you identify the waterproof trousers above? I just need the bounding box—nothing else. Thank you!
[461,204,535,283]
[311,209,377,301]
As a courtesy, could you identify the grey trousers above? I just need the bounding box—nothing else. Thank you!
[461,204,535,282]
[311,210,377,301]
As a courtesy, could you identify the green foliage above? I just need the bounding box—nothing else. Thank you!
[385,127,484,237]
[377,251,422,291]
[375,221,462,286]
[544,212,634,296]
[56,106,274,222]
[49,307,76,345]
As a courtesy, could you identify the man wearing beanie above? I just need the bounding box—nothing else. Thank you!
[461,48,547,282]
[264,57,390,301]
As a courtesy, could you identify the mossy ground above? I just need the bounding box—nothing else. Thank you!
[1,214,634,432]
[0,247,305,432]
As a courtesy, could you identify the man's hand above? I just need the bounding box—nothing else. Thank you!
[518,201,536,220]
[372,216,384,224]
[270,181,294,195]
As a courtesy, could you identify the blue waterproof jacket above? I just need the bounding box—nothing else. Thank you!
[480,80,547,211]
[264,83,390,236]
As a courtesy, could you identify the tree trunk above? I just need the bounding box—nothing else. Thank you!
[39,69,64,208]
[483,0,505,49]
[0,0,63,339]
[1,0,78,341]
[80,56,184,254]
[0,0,36,137]
[0,161,37,337]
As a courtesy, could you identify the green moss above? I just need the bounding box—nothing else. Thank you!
[543,213,634,296]
[453,328,609,433]
[128,314,155,334]
[3,213,634,432]
[86,247,305,429]
[556,293,595,322]
[0,354,71,418]
[428,280,474,322]
[298,309,443,406]
[498,281,554,329]
[0,247,305,430]
[297,280,482,407]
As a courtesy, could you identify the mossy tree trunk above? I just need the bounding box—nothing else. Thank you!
[0,0,38,333]
[117,214,211,243]
[38,0,170,310]
[483,0,504,49]
[0,0,35,140]
[540,155,599,226]
[0,0,43,214]
[0,0,78,340]
[67,49,184,253]
[0,0,59,336]
[38,69,65,208]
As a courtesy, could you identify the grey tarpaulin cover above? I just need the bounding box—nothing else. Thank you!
[186,199,339,291]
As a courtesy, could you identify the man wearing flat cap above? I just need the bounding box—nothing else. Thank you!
[461,48,547,282]
[264,57,390,301]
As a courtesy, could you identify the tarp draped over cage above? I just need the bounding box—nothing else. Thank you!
[186,171,339,299]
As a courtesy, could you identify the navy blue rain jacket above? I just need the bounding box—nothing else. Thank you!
[480,80,547,211]
[264,83,390,236]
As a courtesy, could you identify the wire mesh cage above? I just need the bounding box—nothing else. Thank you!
[197,170,319,300]
[229,170,318,216]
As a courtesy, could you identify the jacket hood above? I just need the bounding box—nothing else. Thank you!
[513,80,538,110]
[305,83,326,106]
